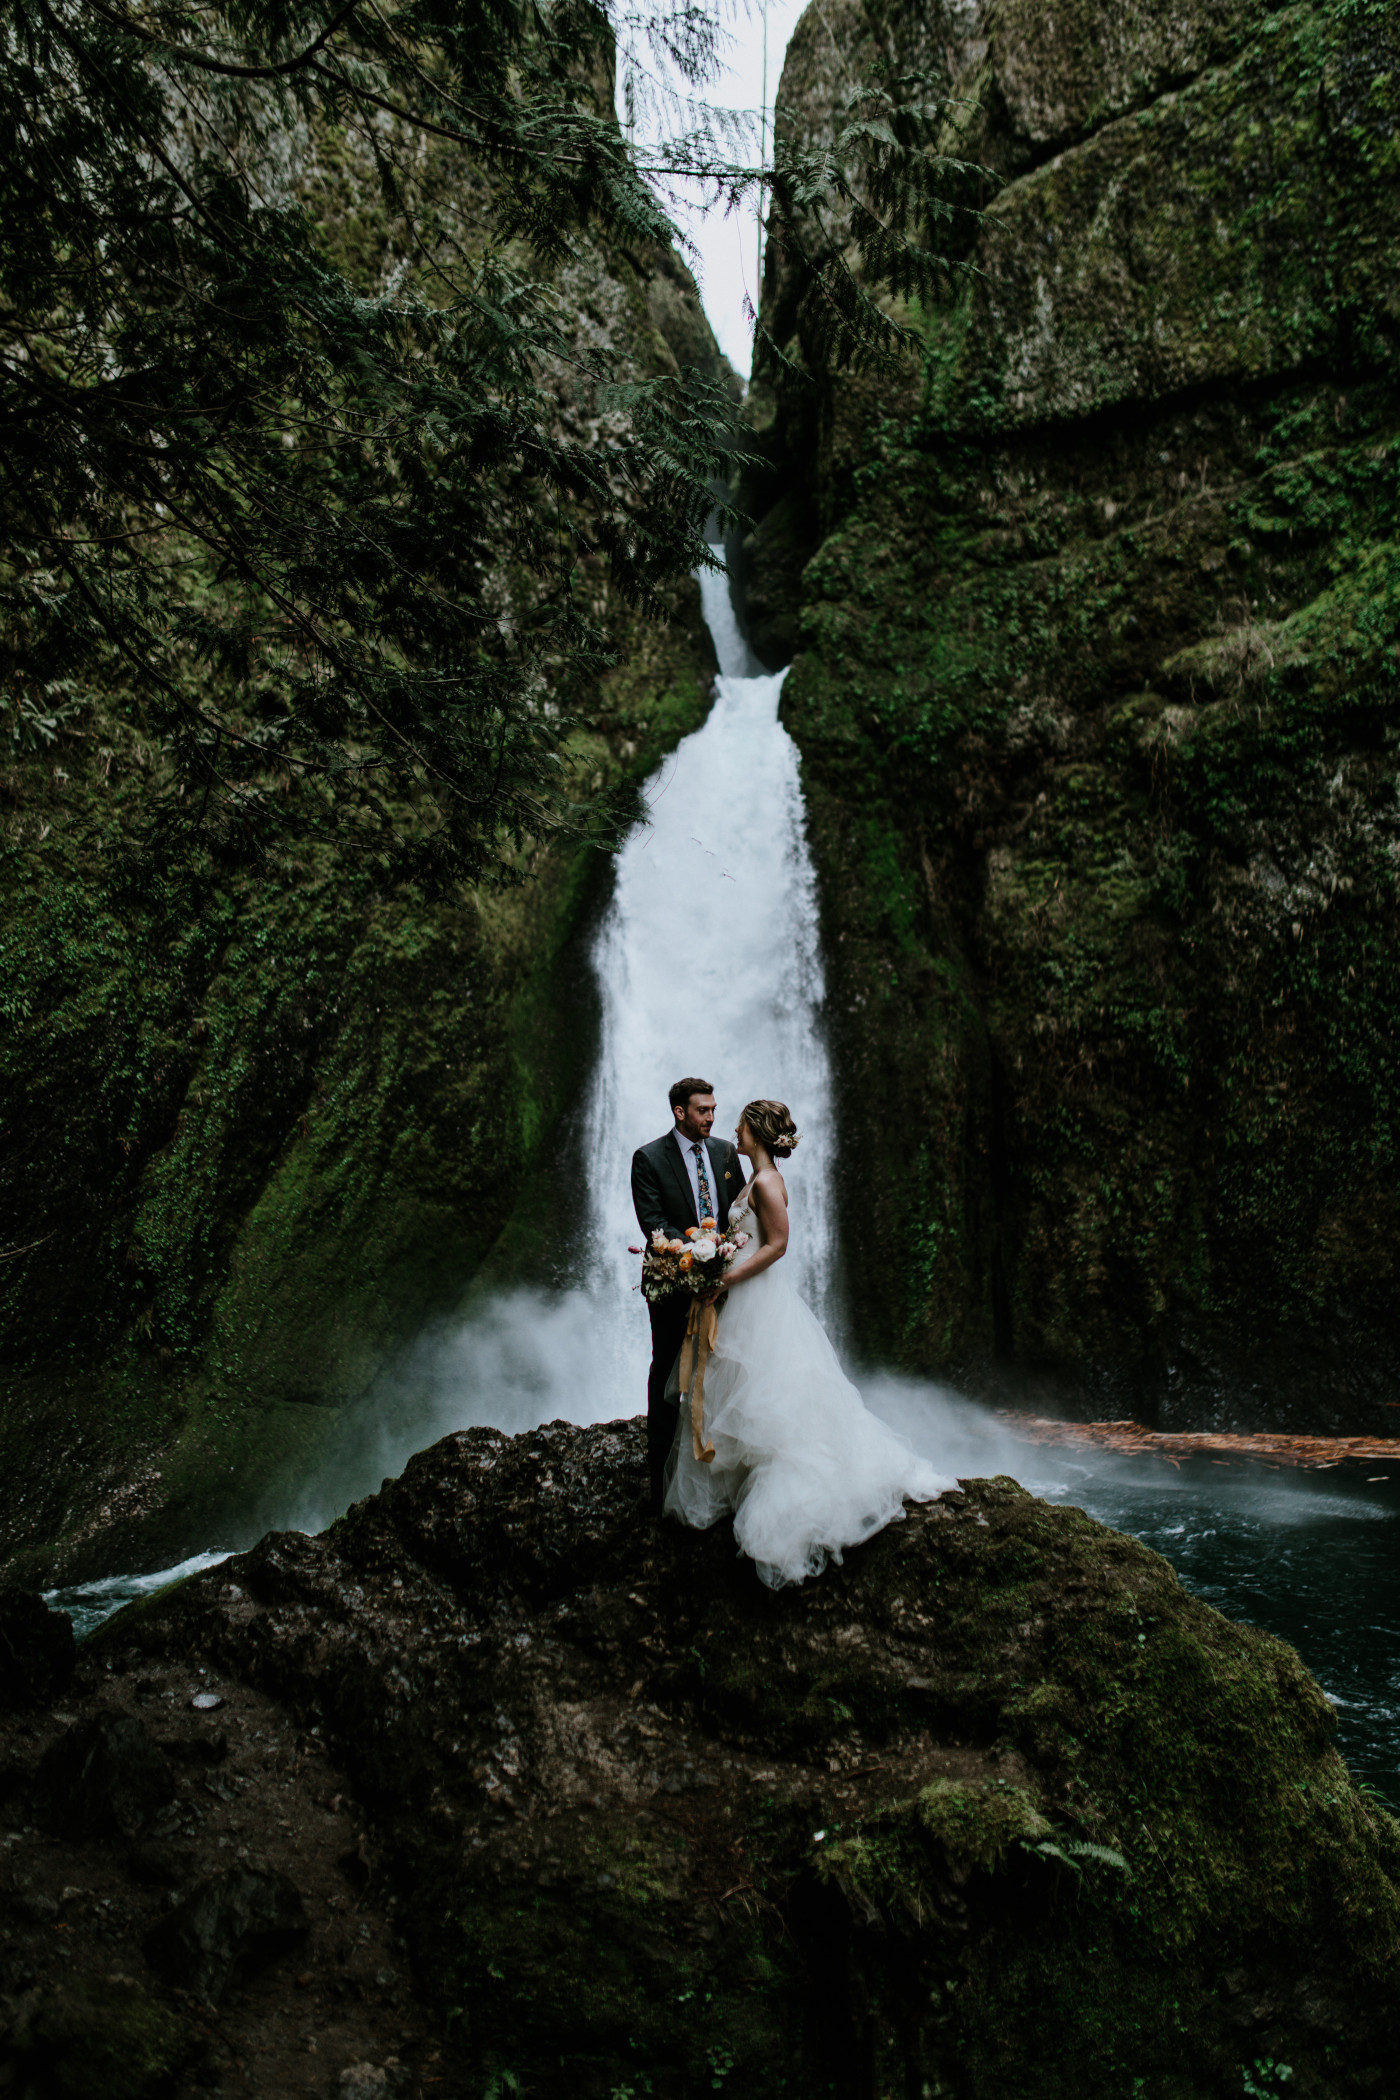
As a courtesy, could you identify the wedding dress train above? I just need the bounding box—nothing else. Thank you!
[662,1190,955,1585]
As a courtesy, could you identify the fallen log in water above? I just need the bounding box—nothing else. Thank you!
[998,1415,1400,1473]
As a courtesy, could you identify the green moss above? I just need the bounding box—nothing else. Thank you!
[782,355,1400,1407]
[787,1484,1400,2098]
[431,1817,804,2098]
[932,0,1400,432]
[295,1470,1400,2098]
[916,1774,1051,1864]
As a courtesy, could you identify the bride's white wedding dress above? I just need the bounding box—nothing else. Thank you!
[663,1188,955,1586]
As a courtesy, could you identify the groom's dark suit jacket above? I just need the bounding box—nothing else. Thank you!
[632,1128,744,1508]
[631,1130,745,1243]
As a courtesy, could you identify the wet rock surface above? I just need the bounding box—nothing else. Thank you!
[745,0,1400,1430]
[36,1716,176,1843]
[5,1418,1396,2097]
[0,1631,466,2095]
[145,1863,308,2002]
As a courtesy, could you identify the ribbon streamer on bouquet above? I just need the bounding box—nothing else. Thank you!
[678,1299,718,1464]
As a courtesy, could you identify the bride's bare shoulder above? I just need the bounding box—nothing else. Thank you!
[751,1164,788,1208]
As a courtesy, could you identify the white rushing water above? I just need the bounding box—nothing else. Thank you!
[45,1550,233,1642]
[582,555,835,1380]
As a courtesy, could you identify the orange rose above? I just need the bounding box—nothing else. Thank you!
[680,1251,694,1269]
[700,1216,716,1230]
[685,1226,698,1239]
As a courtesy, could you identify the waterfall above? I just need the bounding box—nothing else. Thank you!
[252,555,838,1533]
[582,555,835,1397]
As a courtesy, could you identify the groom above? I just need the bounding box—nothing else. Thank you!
[631,1077,746,1514]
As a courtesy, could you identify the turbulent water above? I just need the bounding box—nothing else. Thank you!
[47,1552,233,1645]
[44,562,1400,1807]
[584,556,834,1347]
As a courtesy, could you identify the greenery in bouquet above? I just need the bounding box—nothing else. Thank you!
[634,1221,749,1303]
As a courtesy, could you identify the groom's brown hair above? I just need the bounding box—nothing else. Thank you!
[668,1076,714,1111]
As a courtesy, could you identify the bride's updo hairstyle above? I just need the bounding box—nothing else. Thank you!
[742,1099,800,1160]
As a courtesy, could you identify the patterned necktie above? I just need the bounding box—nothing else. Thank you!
[692,1142,716,1224]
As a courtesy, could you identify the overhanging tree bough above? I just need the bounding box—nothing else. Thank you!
[0,0,985,888]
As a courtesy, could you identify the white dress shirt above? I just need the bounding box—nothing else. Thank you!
[671,1126,720,1225]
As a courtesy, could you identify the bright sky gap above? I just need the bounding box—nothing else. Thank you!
[615,0,811,380]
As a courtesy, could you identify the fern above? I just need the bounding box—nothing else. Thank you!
[1029,1837,1132,1875]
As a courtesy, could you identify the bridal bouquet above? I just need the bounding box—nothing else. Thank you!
[632,1218,749,1302]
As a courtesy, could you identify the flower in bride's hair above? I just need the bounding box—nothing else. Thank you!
[785,1130,802,1152]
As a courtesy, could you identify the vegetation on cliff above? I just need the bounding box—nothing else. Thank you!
[4,1423,1395,2096]
[746,0,1400,1430]
[0,0,745,1581]
[1,0,739,880]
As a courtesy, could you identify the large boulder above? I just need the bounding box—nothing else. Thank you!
[98,1418,1400,2097]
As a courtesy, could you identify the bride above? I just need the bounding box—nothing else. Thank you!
[663,1097,954,1586]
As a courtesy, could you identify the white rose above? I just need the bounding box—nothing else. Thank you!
[691,1236,717,1261]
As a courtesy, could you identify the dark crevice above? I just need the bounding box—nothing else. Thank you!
[987,1051,1014,1366]
[959,341,1400,456]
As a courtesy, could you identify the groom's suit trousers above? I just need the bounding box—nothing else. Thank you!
[646,1291,691,1509]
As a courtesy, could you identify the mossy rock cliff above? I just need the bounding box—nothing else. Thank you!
[0,104,732,1584]
[36,1420,1396,2097]
[747,0,1400,1430]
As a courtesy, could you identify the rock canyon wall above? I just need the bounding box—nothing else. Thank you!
[747,0,1400,1430]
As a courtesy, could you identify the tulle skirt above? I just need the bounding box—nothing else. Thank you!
[662,1263,954,1587]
